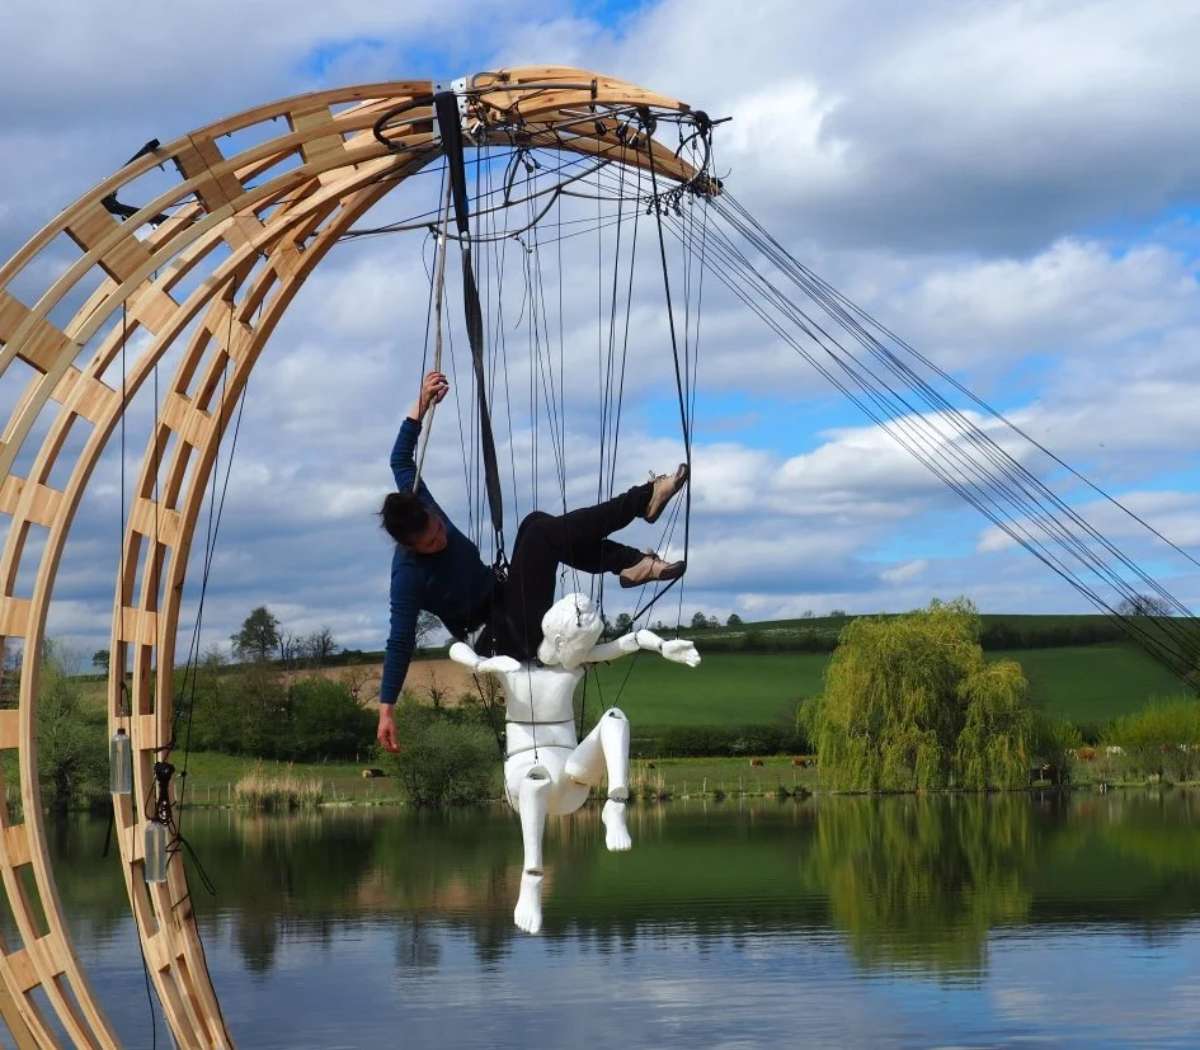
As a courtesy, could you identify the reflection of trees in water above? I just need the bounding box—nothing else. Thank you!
[191,811,382,974]
[39,792,1200,981]
[810,795,1034,977]
[395,916,440,971]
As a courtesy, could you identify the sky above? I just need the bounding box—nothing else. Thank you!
[3,0,1200,661]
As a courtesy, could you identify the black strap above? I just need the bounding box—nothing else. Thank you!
[434,90,506,555]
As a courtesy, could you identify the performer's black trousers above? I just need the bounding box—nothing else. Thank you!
[486,482,652,661]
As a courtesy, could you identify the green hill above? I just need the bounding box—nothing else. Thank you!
[586,640,1188,732]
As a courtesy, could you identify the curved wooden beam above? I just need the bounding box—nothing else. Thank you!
[0,66,705,1048]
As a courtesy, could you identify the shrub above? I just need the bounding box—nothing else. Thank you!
[285,677,375,761]
[815,599,1035,792]
[385,701,500,805]
[1105,698,1200,782]
[1030,712,1083,769]
[955,662,1034,790]
[176,664,374,762]
[38,644,107,812]
[644,724,807,758]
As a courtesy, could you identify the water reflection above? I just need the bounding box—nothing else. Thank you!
[18,792,1200,1049]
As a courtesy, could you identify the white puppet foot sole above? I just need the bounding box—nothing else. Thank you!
[602,799,632,851]
[514,871,544,934]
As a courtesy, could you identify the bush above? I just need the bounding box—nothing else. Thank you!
[177,664,374,762]
[641,723,807,758]
[815,599,1035,792]
[285,677,375,761]
[385,701,500,805]
[38,644,108,812]
[1029,712,1083,769]
[1105,698,1200,782]
[955,662,1035,789]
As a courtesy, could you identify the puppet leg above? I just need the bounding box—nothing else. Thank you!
[567,708,632,851]
[599,708,632,850]
[515,767,552,934]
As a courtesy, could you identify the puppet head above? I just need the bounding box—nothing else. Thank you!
[538,593,605,669]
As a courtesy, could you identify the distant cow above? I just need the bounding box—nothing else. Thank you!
[791,756,812,768]
[361,768,387,779]
[749,758,765,767]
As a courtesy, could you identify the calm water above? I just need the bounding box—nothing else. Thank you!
[13,792,1200,1049]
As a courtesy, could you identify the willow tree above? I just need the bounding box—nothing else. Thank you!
[815,600,1033,791]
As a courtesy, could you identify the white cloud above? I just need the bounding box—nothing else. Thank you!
[6,1,1200,660]
[881,559,928,585]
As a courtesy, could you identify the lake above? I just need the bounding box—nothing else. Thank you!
[11,791,1200,1048]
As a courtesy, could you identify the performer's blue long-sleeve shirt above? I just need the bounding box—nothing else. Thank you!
[380,418,495,704]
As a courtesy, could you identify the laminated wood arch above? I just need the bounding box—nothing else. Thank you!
[0,67,704,1048]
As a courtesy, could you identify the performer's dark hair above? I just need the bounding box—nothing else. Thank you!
[380,491,431,544]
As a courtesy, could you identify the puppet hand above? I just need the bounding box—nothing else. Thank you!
[479,655,521,674]
[661,639,700,667]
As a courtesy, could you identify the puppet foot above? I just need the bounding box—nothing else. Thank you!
[514,871,544,934]
[602,799,633,851]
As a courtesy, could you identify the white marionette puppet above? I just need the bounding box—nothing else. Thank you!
[450,592,700,934]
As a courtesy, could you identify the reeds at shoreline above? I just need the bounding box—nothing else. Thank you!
[234,764,325,811]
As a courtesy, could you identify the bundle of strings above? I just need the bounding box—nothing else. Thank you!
[347,102,1200,686]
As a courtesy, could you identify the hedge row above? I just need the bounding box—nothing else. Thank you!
[632,724,809,758]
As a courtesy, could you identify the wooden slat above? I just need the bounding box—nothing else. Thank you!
[208,296,255,363]
[129,498,183,548]
[0,599,31,641]
[220,214,267,251]
[64,201,155,284]
[4,825,31,869]
[174,136,245,214]
[51,366,119,424]
[0,292,71,373]
[0,711,19,750]
[160,393,215,449]
[5,949,39,994]
[142,930,168,971]
[119,607,158,647]
[0,979,38,1050]
[128,282,181,337]
[134,714,161,750]
[290,104,349,181]
[0,476,63,528]
[26,937,64,982]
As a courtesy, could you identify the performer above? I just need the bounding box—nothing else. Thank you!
[450,592,701,933]
[377,371,689,753]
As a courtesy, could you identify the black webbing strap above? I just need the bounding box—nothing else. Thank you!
[434,90,506,559]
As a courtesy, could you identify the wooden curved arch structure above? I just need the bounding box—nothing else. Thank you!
[0,67,703,1048]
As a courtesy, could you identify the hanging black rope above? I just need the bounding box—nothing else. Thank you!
[435,90,507,569]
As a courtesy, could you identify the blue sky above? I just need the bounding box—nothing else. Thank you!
[3,0,1200,658]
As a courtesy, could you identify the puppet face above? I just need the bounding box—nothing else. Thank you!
[537,593,604,669]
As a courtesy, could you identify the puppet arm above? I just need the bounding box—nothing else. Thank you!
[449,641,520,674]
[583,630,700,668]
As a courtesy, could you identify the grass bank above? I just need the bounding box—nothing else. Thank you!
[585,643,1182,733]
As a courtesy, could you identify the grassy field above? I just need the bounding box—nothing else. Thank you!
[172,751,405,805]
[582,651,825,728]
[991,643,1184,725]
[157,751,819,803]
[582,643,1187,731]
